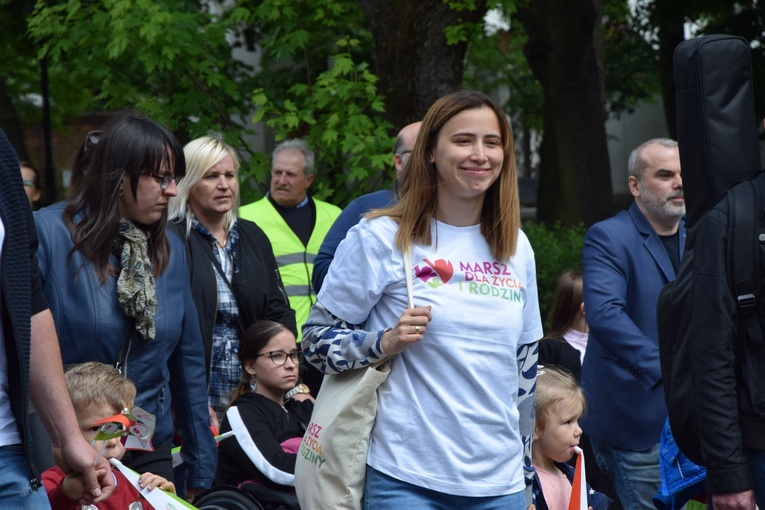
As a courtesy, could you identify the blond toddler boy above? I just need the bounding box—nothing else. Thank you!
[42,362,175,509]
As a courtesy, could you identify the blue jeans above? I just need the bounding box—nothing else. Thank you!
[0,445,50,509]
[747,447,765,507]
[363,465,526,510]
[590,437,660,510]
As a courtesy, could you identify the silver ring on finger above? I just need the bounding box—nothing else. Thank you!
[415,325,420,334]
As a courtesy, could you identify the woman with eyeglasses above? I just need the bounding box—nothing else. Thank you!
[215,320,313,506]
[168,136,297,431]
[33,112,217,501]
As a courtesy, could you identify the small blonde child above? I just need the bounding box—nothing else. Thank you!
[42,362,175,509]
[531,366,610,510]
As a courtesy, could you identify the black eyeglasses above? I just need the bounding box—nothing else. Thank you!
[255,349,302,366]
[22,180,36,188]
[141,171,180,190]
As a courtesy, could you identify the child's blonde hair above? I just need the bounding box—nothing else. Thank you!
[535,366,586,429]
[65,362,136,414]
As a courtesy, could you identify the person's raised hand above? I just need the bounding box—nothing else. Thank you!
[712,490,756,510]
[208,405,220,433]
[381,306,432,355]
[58,435,116,505]
[60,471,87,501]
[139,472,176,495]
[185,487,205,503]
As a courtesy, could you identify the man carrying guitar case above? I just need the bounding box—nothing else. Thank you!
[657,34,765,509]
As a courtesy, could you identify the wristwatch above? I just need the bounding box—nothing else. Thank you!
[285,383,311,399]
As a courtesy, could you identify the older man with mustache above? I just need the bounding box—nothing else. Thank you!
[239,140,340,396]
[579,138,685,510]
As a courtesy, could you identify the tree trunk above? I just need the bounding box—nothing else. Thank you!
[652,0,685,140]
[357,0,487,129]
[517,0,614,227]
[0,79,28,162]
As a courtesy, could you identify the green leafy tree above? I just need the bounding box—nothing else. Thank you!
[238,0,392,205]
[464,1,660,224]
[461,3,543,178]
[1,0,96,158]
[250,37,394,205]
[21,0,687,224]
[514,0,614,227]
[28,0,397,206]
[29,0,258,145]
[357,0,489,127]
[522,221,585,328]
[602,0,661,117]
[635,0,765,138]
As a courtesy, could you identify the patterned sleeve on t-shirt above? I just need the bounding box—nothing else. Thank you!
[302,301,389,374]
[517,340,539,505]
[302,217,399,374]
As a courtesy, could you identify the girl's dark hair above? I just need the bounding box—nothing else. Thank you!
[69,130,102,197]
[230,320,288,403]
[19,161,40,183]
[544,270,584,339]
[64,112,185,280]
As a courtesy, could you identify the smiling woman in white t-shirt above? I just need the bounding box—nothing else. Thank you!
[302,89,543,509]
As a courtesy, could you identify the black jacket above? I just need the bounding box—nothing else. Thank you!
[538,337,581,382]
[685,185,765,494]
[173,218,297,381]
[215,392,312,489]
[0,130,50,483]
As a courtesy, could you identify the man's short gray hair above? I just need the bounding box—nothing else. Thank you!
[628,138,678,180]
[272,139,315,176]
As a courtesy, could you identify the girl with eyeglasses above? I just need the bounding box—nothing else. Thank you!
[215,320,313,507]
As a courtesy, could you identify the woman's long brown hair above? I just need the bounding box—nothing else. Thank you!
[368,89,520,261]
[64,112,186,280]
[544,270,584,339]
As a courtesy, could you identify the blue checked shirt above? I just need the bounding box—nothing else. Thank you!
[191,218,241,419]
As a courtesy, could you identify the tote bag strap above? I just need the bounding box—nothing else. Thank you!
[403,246,414,309]
[377,246,413,368]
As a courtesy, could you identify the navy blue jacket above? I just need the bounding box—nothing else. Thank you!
[581,203,686,450]
[531,462,611,510]
[312,189,395,293]
[34,203,217,488]
[0,130,50,485]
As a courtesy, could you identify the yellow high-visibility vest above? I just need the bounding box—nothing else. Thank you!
[239,197,341,341]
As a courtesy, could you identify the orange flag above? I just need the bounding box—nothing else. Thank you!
[568,446,587,510]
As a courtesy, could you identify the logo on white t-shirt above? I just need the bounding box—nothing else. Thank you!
[414,257,526,303]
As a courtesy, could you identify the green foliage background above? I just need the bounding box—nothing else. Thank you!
[15,0,712,318]
[26,0,393,207]
[523,221,586,331]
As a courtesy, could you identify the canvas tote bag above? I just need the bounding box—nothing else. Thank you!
[294,247,414,509]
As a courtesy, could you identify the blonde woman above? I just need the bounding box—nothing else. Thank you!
[169,137,296,428]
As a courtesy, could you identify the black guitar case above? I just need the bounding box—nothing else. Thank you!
[674,34,762,228]
[658,35,763,465]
